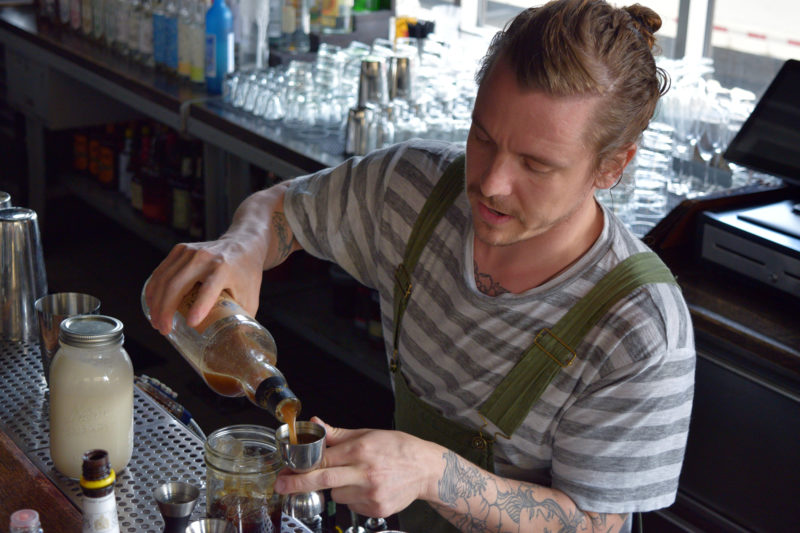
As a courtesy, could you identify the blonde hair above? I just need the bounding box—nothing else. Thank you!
[476,0,670,162]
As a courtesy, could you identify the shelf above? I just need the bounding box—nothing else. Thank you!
[259,277,392,390]
[61,173,183,254]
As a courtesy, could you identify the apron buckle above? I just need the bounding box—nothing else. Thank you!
[471,434,489,450]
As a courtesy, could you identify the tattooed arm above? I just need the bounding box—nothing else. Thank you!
[144,181,302,335]
[432,450,627,533]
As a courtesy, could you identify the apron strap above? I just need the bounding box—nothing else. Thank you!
[391,155,465,370]
[478,251,678,436]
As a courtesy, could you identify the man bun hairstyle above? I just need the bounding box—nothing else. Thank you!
[477,0,670,164]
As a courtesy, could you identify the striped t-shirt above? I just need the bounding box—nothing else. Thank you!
[284,139,695,515]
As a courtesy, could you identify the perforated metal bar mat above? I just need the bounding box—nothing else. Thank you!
[0,340,311,533]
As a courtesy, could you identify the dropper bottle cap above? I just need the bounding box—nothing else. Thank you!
[10,509,41,529]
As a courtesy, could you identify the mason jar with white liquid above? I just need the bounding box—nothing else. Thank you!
[49,315,134,480]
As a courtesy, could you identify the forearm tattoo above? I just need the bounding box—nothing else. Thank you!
[474,261,509,296]
[270,211,295,266]
[434,451,624,533]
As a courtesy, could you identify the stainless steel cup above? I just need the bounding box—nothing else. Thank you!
[388,54,414,101]
[358,56,388,108]
[153,481,200,533]
[35,292,101,383]
[345,105,374,157]
[185,519,236,533]
[0,207,48,342]
[276,420,326,473]
[0,191,10,208]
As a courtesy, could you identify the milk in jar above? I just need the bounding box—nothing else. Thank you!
[49,315,133,480]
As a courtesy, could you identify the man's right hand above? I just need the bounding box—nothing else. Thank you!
[144,181,300,336]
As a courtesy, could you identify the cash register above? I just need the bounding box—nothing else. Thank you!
[701,58,800,297]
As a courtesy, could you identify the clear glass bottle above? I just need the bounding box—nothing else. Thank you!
[189,0,206,84]
[204,425,283,533]
[280,0,310,53]
[70,0,81,30]
[81,0,92,34]
[9,510,43,533]
[164,0,180,73]
[80,450,120,533]
[49,315,133,480]
[113,0,130,56]
[177,0,193,77]
[91,0,104,40]
[141,280,301,421]
[139,0,155,66]
[128,0,143,61]
[103,0,117,49]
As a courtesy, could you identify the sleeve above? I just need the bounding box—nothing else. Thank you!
[550,284,696,513]
[283,145,405,289]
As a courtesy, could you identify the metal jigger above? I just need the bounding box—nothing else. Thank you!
[276,421,327,530]
[153,481,200,533]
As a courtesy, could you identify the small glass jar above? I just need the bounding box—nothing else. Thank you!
[205,425,284,533]
[49,315,133,480]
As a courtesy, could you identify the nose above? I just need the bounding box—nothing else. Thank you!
[479,155,514,198]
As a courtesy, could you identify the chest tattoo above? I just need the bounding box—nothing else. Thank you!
[474,261,509,296]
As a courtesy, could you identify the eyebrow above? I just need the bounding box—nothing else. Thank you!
[471,115,565,170]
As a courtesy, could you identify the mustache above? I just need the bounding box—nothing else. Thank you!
[466,184,512,215]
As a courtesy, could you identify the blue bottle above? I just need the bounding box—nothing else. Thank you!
[204,0,234,95]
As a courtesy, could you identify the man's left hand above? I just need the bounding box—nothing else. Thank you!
[274,416,444,518]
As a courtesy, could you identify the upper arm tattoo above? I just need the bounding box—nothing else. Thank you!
[271,211,296,265]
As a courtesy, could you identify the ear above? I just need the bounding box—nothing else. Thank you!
[594,143,637,190]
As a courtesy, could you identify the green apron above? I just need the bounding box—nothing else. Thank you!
[391,155,678,533]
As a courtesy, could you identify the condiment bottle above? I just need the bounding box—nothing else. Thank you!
[80,449,120,533]
[141,280,301,423]
[9,509,43,533]
[49,315,134,480]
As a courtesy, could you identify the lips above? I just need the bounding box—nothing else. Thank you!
[478,201,512,224]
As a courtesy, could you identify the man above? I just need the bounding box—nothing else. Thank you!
[145,1,694,531]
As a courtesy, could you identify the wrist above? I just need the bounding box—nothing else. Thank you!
[417,439,449,504]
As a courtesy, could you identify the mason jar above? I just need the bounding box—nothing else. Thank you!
[49,315,133,479]
[204,425,284,532]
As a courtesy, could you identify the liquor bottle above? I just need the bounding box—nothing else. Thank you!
[113,0,130,56]
[141,125,170,224]
[97,124,119,189]
[103,0,117,48]
[80,450,121,533]
[141,280,302,424]
[204,0,234,95]
[171,139,193,232]
[91,0,104,39]
[280,0,310,53]
[59,0,70,25]
[267,0,282,50]
[164,0,180,73]
[70,0,81,30]
[8,510,43,533]
[128,0,143,62]
[139,0,155,66]
[188,141,204,238]
[81,0,92,34]
[88,127,101,179]
[118,125,135,198]
[152,0,166,69]
[177,0,192,77]
[130,124,150,212]
[189,0,206,84]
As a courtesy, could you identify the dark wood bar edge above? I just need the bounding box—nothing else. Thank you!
[0,429,82,530]
[645,185,800,378]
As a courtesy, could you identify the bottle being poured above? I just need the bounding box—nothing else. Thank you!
[142,279,302,443]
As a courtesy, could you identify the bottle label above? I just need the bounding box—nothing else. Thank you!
[165,17,179,69]
[82,492,120,533]
[178,21,192,76]
[282,5,296,33]
[205,33,216,77]
[190,25,205,82]
[226,32,235,74]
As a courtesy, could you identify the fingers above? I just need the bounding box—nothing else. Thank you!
[275,465,363,495]
[144,242,228,334]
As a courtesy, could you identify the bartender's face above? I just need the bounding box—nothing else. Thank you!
[466,58,615,247]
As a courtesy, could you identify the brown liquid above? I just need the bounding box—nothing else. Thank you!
[295,432,321,444]
[280,402,299,445]
[203,370,244,397]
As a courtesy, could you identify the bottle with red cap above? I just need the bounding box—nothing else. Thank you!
[9,509,43,533]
